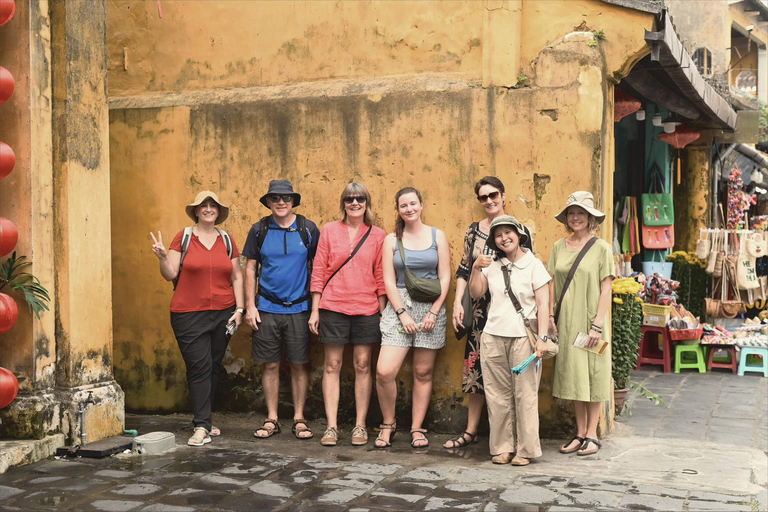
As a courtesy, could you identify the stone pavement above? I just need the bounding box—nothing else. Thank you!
[0,370,766,511]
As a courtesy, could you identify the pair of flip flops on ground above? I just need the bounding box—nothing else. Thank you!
[560,435,602,456]
[253,419,313,439]
[187,425,221,446]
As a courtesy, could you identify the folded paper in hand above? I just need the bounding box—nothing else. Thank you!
[573,332,609,355]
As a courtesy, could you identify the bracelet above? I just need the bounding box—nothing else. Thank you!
[427,311,437,318]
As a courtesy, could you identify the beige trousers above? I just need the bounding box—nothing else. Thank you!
[479,332,542,458]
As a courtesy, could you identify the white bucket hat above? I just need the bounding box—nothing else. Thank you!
[554,191,606,225]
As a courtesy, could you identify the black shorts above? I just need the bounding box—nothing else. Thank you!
[252,311,311,364]
[318,309,381,345]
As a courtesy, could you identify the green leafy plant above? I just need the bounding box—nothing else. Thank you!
[620,381,665,416]
[611,292,643,390]
[0,252,51,319]
[592,29,606,40]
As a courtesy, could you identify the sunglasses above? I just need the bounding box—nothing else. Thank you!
[344,196,367,205]
[477,191,501,203]
[268,194,294,203]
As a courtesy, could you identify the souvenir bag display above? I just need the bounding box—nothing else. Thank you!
[703,268,746,319]
[641,165,674,227]
[738,230,762,291]
[705,230,722,275]
[643,225,675,250]
[696,230,711,260]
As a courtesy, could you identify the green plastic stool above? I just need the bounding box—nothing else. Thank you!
[674,343,707,373]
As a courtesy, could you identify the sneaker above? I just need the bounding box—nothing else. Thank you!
[351,425,368,446]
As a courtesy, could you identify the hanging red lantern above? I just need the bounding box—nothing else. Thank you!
[0,292,18,334]
[0,66,14,104]
[0,0,14,27]
[0,141,15,179]
[614,89,641,122]
[659,125,700,149]
[0,216,18,257]
[0,366,19,409]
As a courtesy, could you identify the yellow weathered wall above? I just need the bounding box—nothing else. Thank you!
[107,0,652,431]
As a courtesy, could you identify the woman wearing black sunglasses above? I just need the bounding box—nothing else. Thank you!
[309,183,387,447]
[445,176,533,451]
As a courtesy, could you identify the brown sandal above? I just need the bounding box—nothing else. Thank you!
[253,419,280,439]
[292,419,313,439]
[374,422,396,448]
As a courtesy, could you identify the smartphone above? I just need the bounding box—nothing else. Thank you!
[225,322,236,337]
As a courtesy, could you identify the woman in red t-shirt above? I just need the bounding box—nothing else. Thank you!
[151,191,245,447]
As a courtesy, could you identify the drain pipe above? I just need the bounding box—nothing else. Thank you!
[79,391,95,446]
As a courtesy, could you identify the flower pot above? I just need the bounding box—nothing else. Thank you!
[614,387,629,416]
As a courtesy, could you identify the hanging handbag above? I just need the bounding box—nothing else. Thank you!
[705,230,721,275]
[746,232,768,258]
[642,225,675,249]
[737,233,760,290]
[640,165,674,227]
[500,263,558,360]
[397,238,442,303]
[695,230,711,260]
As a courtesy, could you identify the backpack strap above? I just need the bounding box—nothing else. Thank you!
[215,227,234,259]
[172,227,195,290]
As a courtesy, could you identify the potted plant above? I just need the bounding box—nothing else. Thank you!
[611,278,643,414]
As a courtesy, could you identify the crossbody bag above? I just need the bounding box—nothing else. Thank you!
[552,237,598,341]
[500,262,558,360]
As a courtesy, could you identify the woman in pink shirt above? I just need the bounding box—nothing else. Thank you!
[309,183,387,447]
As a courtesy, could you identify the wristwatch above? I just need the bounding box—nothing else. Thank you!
[396,307,406,316]
[538,335,549,342]
[235,308,246,315]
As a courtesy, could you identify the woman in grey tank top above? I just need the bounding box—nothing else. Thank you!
[375,187,451,450]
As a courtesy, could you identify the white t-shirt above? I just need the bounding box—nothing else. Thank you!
[481,250,552,337]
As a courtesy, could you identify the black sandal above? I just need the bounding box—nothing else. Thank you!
[374,422,396,448]
[443,431,478,449]
[560,435,585,454]
[410,428,429,449]
[577,437,602,456]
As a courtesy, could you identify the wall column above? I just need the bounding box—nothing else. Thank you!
[49,0,123,443]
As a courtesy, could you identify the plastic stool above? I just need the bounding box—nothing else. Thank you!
[706,345,738,374]
[737,347,768,377]
[637,325,672,373]
[674,344,706,373]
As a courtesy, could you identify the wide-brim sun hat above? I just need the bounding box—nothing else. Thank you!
[185,190,229,225]
[486,215,530,253]
[554,191,606,225]
[259,179,302,208]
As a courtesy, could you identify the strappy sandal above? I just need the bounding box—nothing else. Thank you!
[560,435,585,454]
[253,419,280,439]
[577,437,602,456]
[320,427,338,446]
[410,428,429,449]
[374,422,396,448]
[443,431,478,449]
[292,419,313,439]
[187,427,211,447]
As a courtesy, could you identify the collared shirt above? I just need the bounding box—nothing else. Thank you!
[169,230,240,313]
[310,220,386,316]
[481,250,551,337]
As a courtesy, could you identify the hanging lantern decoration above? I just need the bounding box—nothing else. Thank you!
[0,366,19,409]
[0,216,18,257]
[0,66,14,104]
[0,292,18,334]
[0,0,14,27]
[0,141,15,179]
[614,89,641,122]
[658,124,700,149]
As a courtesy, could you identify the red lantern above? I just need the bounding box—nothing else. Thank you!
[0,366,19,409]
[0,141,15,179]
[0,66,14,105]
[0,216,18,257]
[659,125,701,149]
[614,89,641,122]
[0,292,18,334]
[0,0,14,27]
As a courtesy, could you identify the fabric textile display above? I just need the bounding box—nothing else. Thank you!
[641,165,674,227]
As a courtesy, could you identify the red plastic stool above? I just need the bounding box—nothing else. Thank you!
[706,345,738,374]
[637,325,672,373]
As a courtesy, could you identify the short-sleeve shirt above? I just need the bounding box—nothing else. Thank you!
[169,230,240,313]
[481,251,552,337]
[242,216,320,314]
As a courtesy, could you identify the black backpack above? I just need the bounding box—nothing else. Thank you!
[173,227,234,290]
[254,215,313,307]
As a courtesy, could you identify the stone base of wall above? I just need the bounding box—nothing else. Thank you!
[0,434,66,474]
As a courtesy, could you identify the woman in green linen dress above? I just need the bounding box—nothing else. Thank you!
[547,192,614,457]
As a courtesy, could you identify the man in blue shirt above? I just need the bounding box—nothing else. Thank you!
[243,180,320,440]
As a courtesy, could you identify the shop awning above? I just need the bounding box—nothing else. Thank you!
[643,10,738,131]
